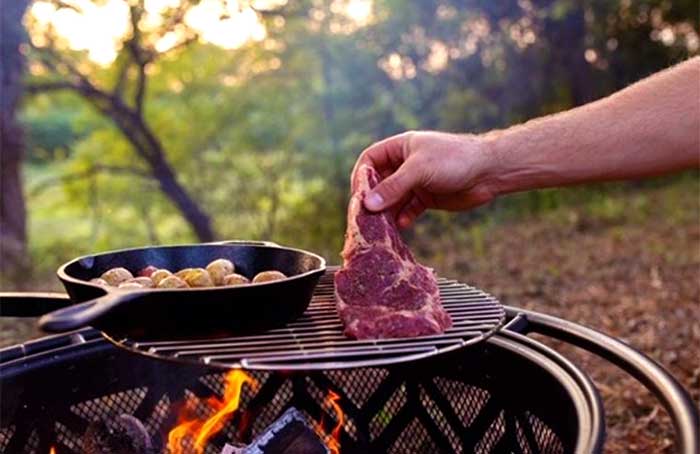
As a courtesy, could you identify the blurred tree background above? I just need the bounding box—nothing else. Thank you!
[0,0,698,287]
[1,2,699,450]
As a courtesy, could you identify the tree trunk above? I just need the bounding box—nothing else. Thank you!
[124,111,215,242]
[149,156,215,242]
[130,111,215,242]
[91,96,216,242]
[0,0,30,286]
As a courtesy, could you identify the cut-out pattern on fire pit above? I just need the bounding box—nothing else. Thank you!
[24,431,39,453]
[250,378,294,437]
[325,368,388,408]
[525,411,566,454]
[116,268,505,370]
[390,419,440,454]
[70,387,147,422]
[0,426,14,452]
[145,395,171,435]
[369,383,407,437]
[433,376,490,427]
[54,422,81,452]
[419,388,461,452]
[475,410,506,452]
[0,357,576,454]
[515,418,535,454]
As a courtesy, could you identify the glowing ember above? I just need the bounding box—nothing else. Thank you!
[167,370,258,454]
[313,390,344,454]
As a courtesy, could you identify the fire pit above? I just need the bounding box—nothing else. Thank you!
[0,270,697,453]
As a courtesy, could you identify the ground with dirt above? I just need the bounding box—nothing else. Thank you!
[419,182,700,453]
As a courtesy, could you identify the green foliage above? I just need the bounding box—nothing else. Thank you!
[16,0,699,286]
[22,109,78,160]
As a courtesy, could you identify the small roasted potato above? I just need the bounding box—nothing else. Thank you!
[150,269,172,286]
[101,267,134,286]
[157,275,188,289]
[138,265,158,278]
[118,281,144,289]
[206,259,235,286]
[222,273,250,286]
[127,276,154,288]
[182,268,214,287]
[89,278,109,286]
[175,268,196,279]
[252,270,287,283]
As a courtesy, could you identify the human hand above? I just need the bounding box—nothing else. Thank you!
[351,130,499,228]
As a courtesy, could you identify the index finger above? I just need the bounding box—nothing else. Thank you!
[351,132,411,192]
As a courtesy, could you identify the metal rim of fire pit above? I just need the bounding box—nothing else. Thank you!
[107,268,506,370]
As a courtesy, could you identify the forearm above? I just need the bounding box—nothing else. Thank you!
[484,57,700,195]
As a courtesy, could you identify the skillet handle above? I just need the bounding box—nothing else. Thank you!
[0,292,72,317]
[208,240,280,247]
[38,291,143,333]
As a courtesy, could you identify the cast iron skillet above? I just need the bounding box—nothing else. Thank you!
[39,241,326,341]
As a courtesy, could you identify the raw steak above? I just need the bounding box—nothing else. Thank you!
[334,164,452,339]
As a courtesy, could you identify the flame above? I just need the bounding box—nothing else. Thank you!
[167,370,257,454]
[327,390,344,454]
[314,390,344,454]
[49,448,56,454]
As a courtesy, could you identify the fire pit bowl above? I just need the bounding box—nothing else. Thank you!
[0,320,599,453]
[0,292,697,453]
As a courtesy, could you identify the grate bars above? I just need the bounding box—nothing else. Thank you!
[117,268,505,370]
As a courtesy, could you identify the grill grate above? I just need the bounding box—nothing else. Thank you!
[113,268,505,370]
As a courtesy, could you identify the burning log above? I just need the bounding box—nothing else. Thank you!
[223,408,329,454]
[82,414,156,454]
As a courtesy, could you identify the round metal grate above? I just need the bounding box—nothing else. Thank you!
[109,267,505,370]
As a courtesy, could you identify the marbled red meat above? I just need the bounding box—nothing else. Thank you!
[334,164,452,339]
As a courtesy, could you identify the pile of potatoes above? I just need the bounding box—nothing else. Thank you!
[90,258,287,290]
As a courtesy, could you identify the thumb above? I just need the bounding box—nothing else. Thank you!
[364,163,419,212]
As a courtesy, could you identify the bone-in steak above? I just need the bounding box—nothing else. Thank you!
[334,165,452,339]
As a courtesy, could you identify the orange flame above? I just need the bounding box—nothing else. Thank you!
[313,390,344,454]
[327,390,344,454]
[49,448,56,454]
[167,370,258,454]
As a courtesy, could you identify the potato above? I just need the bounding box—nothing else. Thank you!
[150,269,172,286]
[138,265,158,278]
[222,273,250,286]
[127,277,154,288]
[206,259,235,286]
[101,267,134,286]
[175,268,195,279]
[157,276,188,289]
[252,270,287,283]
[118,282,144,289]
[89,278,109,287]
[182,268,214,287]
